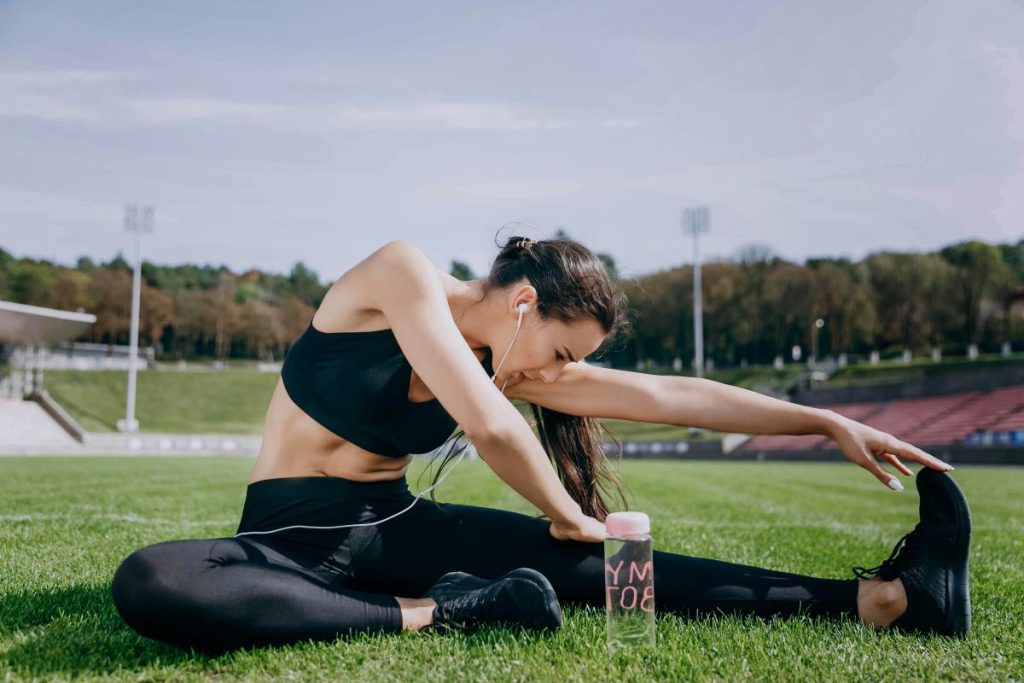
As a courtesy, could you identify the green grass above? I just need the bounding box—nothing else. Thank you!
[648,364,806,394]
[688,353,1024,393]
[43,369,716,441]
[44,369,278,434]
[44,354,1024,435]
[46,355,1024,443]
[1,457,1020,682]
[810,354,1024,390]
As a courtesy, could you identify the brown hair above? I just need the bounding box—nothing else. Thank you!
[422,232,633,521]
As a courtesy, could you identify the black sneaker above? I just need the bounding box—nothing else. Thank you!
[423,567,563,633]
[850,467,972,637]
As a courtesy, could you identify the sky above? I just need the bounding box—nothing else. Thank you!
[0,0,1022,283]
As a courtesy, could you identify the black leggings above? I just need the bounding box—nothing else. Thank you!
[111,475,861,652]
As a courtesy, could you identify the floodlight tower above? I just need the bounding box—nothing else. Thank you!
[117,204,154,433]
[683,205,710,378]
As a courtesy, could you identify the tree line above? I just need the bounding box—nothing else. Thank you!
[1,237,1021,368]
[0,249,322,361]
[610,239,1024,369]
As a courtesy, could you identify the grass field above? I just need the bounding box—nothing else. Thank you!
[1,456,1021,682]
[43,369,720,441]
[44,355,1024,440]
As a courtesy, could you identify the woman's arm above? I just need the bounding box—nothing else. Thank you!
[507,362,835,435]
[508,366,954,488]
[658,375,838,436]
[659,377,952,477]
[360,241,589,530]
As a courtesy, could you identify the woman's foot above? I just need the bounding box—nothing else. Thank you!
[850,467,972,637]
[396,597,439,631]
[421,567,563,633]
[857,576,908,627]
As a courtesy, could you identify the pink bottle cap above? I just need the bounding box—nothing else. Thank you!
[606,511,650,537]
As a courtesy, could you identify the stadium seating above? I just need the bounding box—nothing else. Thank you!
[738,385,1024,451]
[903,385,1024,445]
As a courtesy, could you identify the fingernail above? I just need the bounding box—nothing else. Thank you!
[947,465,955,471]
[887,478,904,491]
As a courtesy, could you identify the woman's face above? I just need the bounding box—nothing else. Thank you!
[495,312,606,387]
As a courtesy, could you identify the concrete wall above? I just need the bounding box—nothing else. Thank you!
[734,444,1024,465]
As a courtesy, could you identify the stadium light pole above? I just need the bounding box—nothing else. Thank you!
[812,317,825,366]
[683,205,710,378]
[117,204,154,433]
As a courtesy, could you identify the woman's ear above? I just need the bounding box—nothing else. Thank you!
[512,283,538,313]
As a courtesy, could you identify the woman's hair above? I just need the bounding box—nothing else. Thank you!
[421,231,633,521]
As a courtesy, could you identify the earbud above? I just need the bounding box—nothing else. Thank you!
[490,303,530,389]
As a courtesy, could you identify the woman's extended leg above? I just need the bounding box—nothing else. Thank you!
[111,537,404,652]
[350,500,867,624]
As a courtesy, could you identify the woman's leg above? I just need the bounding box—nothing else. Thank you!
[352,500,865,624]
[110,537,404,652]
[456,503,862,620]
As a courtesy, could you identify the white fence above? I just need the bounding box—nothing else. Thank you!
[7,342,155,371]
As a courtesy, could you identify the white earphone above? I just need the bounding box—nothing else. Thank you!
[234,301,530,539]
[488,302,528,393]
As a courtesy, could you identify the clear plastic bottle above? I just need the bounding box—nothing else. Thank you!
[604,511,655,653]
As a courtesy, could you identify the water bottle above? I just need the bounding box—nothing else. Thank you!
[604,511,655,652]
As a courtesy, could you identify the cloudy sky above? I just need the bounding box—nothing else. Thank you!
[1,0,1022,282]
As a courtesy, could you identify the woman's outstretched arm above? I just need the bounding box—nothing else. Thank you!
[506,362,830,435]
[656,374,835,436]
[506,365,955,488]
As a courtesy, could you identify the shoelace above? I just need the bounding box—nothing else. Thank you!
[852,531,912,579]
[851,521,949,580]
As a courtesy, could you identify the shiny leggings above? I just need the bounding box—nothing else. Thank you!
[110,475,861,652]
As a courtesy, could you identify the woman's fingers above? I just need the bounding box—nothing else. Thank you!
[863,452,904,490]
[881,451,914,477]
[884,438,954,472]
[867,435,954,492]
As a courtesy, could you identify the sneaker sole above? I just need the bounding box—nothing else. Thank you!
[502,568,564,631]
[923,469,972,637]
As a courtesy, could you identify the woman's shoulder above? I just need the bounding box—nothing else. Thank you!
[370,240,457,290]
[361,240,448,286]
[313,241,450,333]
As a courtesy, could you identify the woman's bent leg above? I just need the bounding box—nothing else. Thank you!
[364,502,860,623]
[111,538,403,652]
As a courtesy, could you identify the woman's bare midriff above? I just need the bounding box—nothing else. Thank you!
[248,375,414,484]
[247,263,476,485]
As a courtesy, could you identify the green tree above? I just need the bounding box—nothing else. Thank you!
[450,260,476,281]
[75,256,97,273]
[939,241,1008,345]
[0,247,14,300]
[10,261,58,307]
[597,253,619,280]
[104,251,131,274]
[288,261,326,308]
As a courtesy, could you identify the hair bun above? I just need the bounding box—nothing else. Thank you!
[514,236,536,256]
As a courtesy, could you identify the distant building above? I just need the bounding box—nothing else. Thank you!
[0,300,99,398]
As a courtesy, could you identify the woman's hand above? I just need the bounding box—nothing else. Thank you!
[824,411,955,490]
[549,513,607,543]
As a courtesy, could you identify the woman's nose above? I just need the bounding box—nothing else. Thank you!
[538,367,559,383]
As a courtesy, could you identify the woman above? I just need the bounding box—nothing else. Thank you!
[111,234,971,653]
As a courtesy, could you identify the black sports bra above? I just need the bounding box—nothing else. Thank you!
[279,319,494,458]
